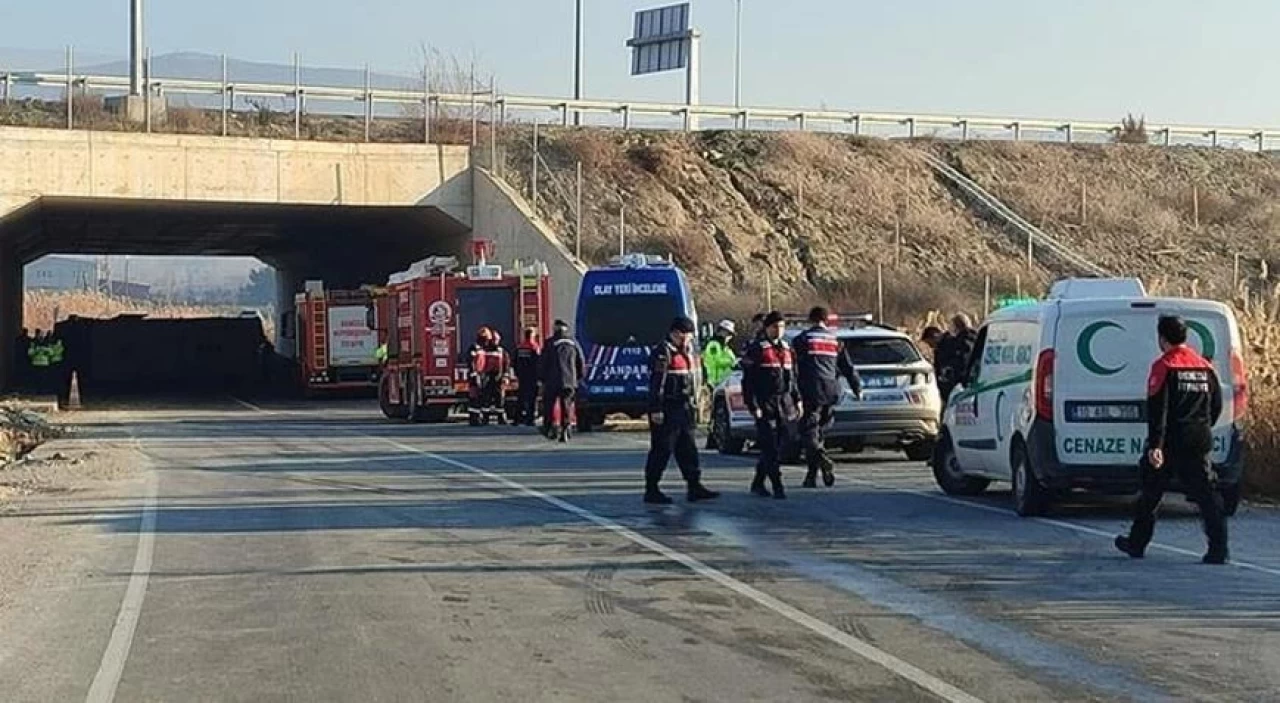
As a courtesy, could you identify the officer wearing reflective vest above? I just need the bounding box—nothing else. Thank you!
[1116,315,1229,564]
[643,316,721,505]
[514,327,542,426]
[793,306,862,488]
[742,311,801,499]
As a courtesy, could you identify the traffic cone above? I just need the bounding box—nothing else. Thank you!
[65,371,82,410]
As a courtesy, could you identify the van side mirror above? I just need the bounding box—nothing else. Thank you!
[365,304,377,330]
[280,312,296,340]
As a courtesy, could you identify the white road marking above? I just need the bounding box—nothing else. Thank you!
[230,397,269,413]
[378,436,985,703]
[85,469,158,703]
[869,483,1280,578]
[666,436,1280,578]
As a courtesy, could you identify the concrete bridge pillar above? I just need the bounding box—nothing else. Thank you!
[274,267,302,359]
[0,253,22,391]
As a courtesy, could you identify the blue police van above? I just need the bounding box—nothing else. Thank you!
[575,254,699,429]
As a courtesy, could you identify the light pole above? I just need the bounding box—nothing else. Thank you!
[129,0,144,96]
[573,0,584,126]
[733,0,743,109]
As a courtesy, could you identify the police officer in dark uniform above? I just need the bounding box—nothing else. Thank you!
[539,320,585,442]
[793,306,862,488]
[514,327,542,426]
[1116,315,1229,564]
[643,316,721,505]
[743,311,800,499]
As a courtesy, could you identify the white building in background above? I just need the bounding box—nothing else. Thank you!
[25,256,96,291]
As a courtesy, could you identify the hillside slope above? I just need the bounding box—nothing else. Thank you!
[940,141,1280,299]
[502,129,1280,321]
[501,130,1049,322]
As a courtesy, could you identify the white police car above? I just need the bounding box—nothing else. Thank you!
[707,317,941,461]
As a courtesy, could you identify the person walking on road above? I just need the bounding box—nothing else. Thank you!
[1116,315,1229,564]
[643,316,721,505]
[514,327,542,426]
[540,320,585,442]
[793,307,862,488]
[742,311,800,499]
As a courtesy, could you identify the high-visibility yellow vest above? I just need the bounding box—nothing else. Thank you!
[29,345,50,367]
[47,340,64,365]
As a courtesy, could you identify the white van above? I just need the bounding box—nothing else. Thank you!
[933,278,1247,517]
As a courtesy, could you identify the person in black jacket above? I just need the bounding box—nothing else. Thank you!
[643,316,721,505]
[539,320,585,441]
[793,307,862,488]
[1116,315,1229,564]
[742,311,800,499]
[514,327,541,426]
[935,314,977,403]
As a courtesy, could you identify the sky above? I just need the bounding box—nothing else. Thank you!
[5,0,1280,127]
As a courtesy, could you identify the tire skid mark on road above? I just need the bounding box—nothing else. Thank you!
[368,437,986,703]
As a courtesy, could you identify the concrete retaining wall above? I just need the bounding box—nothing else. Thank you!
[472,168,586,329]
[0,127,472,224]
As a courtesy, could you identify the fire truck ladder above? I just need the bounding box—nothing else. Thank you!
[518,263,544,333]
[310,298,328,370]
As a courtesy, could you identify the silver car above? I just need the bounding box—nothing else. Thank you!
[707,324,941,461]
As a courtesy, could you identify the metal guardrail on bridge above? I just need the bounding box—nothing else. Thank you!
[2,64,1278,151]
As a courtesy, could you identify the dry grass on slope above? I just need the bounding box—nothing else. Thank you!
[506,128,1046,323]
[941,141,1280,299]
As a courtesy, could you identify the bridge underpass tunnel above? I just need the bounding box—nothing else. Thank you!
[0,196,469,393]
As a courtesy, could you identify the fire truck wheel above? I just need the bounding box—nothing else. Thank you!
[379,375,410,420]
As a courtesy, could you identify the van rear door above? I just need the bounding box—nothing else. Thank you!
[1053,300,1235,467]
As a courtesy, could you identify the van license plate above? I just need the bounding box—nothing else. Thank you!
[1066,402,1143,423]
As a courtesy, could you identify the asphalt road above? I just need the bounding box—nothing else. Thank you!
[2,398,1279,702]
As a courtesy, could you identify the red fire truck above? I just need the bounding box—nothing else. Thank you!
[294,283,388,395]
[378,242,551,423]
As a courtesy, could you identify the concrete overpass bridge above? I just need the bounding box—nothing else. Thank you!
[0,126,584,388]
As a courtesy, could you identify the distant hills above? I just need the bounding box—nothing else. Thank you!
[1,48,419,91]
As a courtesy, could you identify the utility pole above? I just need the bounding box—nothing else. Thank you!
[129,0,144,96]
[733,0,743,109]
[573,0,584,126]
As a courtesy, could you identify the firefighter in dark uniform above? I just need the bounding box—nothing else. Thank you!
[466,327,507,426]
[643,316,721,505]
[514,327,542,426]
[540,320,585,442]
[1116,315,1229,564]
[793,306,862,488]
[743,311,800,499]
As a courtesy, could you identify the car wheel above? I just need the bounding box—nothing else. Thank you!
[1011,442,1049,517]
[715,402,745,455]
[1220,483,1241,517]
[904,440,935,463]
[931,434,990,496]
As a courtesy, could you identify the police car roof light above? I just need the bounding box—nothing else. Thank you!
[607,253,673,269]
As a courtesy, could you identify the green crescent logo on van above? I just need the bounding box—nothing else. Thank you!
[1186,320,1216,361]
[1077,321,1126,376]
